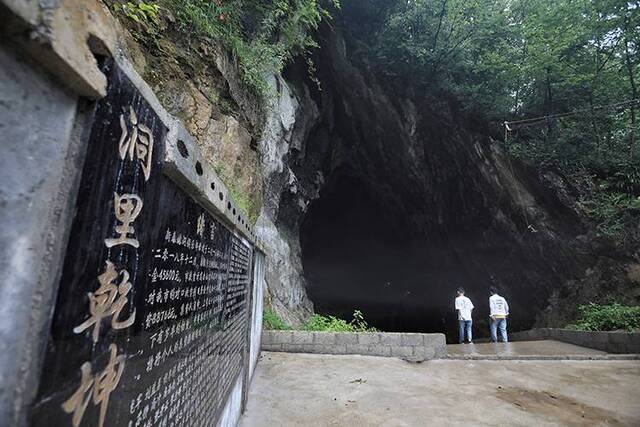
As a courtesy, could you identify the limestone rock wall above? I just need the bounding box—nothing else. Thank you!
[254,75,317,325]
[88,9,316,324]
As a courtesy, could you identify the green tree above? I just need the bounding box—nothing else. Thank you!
[341,0,640,241]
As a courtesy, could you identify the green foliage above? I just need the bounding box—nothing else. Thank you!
[228,186,257,225]
[343,0,516,113]
[579,190,640,239]
[343,0,640,242]
[111,1,162,43]
[263,309,292,330]
[566,303,640,332]
[117,1,160,23]
[262,308,377,332]
[351,309,374,331]
[303,310,378,332]
[159,0,340,96]
[303,314,355,332]
[349,0,639,120]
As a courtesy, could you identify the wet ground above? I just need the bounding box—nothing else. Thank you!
[240,351,640,426]
[447,340,607,357]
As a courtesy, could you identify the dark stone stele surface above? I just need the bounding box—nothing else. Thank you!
[30,60,252,427]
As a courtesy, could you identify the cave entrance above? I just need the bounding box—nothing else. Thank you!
[300,167,495,337]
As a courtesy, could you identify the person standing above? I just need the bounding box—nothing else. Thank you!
[455,287,474,344]
[489,287,509,342]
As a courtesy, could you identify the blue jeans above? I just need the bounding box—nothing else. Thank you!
[458,320,472,343]
[490,318,508,342]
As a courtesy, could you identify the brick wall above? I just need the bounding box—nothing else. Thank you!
[262,331,446,360]
[510,328,640,354]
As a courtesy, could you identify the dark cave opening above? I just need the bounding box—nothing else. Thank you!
[300,167,513,340]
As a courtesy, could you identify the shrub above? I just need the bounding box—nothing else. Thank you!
[263,309,378,332]
[263,308,291,330]
[351,309,376,332]
[303,310,377,332]
[566,303,640,332]
[303,314,355,332]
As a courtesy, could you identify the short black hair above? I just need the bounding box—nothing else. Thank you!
[489,286,498,295]
[456,287,465,294]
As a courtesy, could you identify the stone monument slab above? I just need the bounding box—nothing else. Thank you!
[30,59,253,427]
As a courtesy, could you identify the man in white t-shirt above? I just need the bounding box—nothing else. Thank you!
[489,286,509,342]
[454,287,474,344]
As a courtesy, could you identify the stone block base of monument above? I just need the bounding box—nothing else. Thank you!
[262,331,446,360]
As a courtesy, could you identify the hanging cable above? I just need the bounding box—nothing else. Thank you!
[504,98,640,132]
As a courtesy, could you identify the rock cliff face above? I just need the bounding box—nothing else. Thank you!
[253,74,318,325]
[257,28,639,331]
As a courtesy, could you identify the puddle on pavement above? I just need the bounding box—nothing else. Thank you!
[495,387,625,426]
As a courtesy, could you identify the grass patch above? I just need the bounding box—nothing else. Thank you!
[263,308,292,330]
[262,309,378,332]
[566,303,640,332]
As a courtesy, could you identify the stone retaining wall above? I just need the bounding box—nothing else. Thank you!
[510,328,640,354]
[262,331,446,359]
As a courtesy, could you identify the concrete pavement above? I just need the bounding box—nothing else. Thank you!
[240,351,640,426]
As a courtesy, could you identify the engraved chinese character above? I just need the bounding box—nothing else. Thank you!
[210,223,218,241]
[105,193,143,248]
[61,362,93,427]
[119,107,154,181]
[62,344,125,427]
[94,345,126,427]
[196,214,205,237]
[73,261,136,342]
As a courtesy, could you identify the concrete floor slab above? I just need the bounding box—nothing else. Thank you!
[241,352,640,426]
[447,340,607,357]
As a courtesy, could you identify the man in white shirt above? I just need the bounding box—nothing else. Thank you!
[489,286,509,342]
[454,287,474,344]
